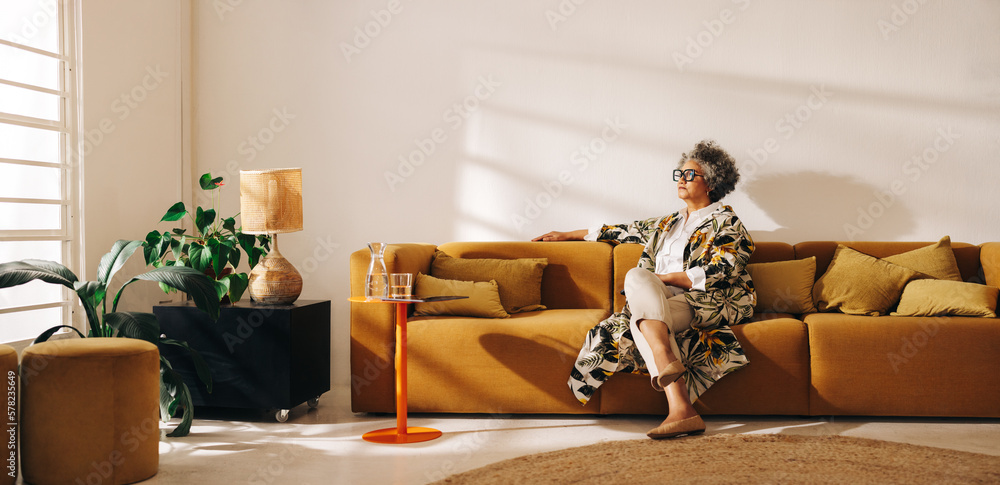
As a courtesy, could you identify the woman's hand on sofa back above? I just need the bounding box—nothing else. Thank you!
[532,229,588,242]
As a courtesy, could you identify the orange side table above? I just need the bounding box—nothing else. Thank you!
[349,295,466,444]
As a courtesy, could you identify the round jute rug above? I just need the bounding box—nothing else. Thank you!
[432,434,1000,484]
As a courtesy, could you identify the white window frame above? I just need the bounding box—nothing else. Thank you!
[0,0,83,351]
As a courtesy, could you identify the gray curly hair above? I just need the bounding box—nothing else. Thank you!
[677,140,739,202]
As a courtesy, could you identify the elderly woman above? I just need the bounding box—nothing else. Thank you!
[533,140,755,439]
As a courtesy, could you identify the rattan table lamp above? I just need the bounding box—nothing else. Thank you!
[240,168,303,304]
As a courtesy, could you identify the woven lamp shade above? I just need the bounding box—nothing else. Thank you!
[240,168,303,235]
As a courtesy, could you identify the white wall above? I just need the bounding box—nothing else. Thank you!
[80,0,189,310]
[189,1,1000,388]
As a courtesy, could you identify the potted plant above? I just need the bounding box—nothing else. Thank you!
[0,240,219,437]
[143,173,270,303]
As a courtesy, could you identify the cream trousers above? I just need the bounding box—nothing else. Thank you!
[624,267,694,387]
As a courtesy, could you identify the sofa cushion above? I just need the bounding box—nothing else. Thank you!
[883,236,962,281]
[795,240,981,282]
[891,280,999,317]
[747,257,817,314]
[406,309,608,414]
[412,273,510,318]
[437,242,613,312]
[430,251,547,313]
[813,245,918,316]
[599,317,811,416]
[802,312,1000,417]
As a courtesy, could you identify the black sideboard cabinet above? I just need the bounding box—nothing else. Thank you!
[153,299,330,421]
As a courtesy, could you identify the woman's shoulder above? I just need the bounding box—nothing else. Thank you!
[707,205,749,231]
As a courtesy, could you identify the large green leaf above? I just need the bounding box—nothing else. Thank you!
[0,261,75,289]
[188,242,212,273]
[115,266,220,320]
[250,247,267,270]
[160,337,213,394]
[199,173,224,190]
[171,235,186,261]
[160,202,187,222]
[222,217,237,234]
[224,272,249,303]
[143,231,173,265]
[97,240,143,286]
[227,240,241,269]
[206,238,231,278]
[105,312,160,344]
[20,259,78,284]
[195,207,216,237]
[159,356,194,437]
[73,280,106,334]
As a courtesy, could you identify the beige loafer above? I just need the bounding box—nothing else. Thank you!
[650,360,686,391]
[646,415,706,440]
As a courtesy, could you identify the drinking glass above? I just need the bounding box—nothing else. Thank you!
[390,273,412,299]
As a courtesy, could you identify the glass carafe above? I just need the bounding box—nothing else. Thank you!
[365,242,389,299]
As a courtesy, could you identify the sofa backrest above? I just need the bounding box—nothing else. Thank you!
[611,241,793,310]
[794,241,982,282]
[436,241,613,312]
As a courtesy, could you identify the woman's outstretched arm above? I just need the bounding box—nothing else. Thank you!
[532,229,588,242]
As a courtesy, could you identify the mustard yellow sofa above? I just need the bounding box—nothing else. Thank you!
[350,241,1000,418]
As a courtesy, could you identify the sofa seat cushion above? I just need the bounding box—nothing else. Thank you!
[748,312,799,322]
[599,317,810,416]
[406,309,609,414]
[803,312,1000,417]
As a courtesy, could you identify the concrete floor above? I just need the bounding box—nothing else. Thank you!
[130,387,1000,484]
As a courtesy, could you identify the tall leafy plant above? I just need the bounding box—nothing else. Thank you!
[0,240,220,437]
[144,173,269,303]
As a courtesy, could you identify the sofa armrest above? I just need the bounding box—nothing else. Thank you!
[981,242,1000,288]
[349,243,437,412]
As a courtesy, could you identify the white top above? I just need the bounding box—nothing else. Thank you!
[586,202,723,294]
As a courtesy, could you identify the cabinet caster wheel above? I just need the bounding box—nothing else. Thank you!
[307,397,320,409]
[275,409,290,423]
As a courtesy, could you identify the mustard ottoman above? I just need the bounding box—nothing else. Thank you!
[21,338,159,485]
[1,344,16,485]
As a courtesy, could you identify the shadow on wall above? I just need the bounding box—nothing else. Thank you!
[744,172,916,243]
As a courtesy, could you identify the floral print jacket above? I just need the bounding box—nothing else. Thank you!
[568,205,756,405]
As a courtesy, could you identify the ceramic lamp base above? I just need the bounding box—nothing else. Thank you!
[249,236,302,305]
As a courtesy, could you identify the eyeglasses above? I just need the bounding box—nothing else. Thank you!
[673,169,704,182]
